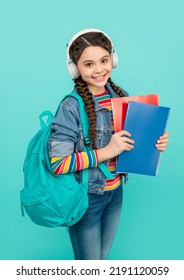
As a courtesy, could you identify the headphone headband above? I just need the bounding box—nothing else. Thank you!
[66,28,118,79]
[67,28,114,61]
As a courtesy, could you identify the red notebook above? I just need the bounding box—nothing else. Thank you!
[111,94,159,132]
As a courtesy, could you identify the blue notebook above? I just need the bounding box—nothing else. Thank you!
[116,101,170,176]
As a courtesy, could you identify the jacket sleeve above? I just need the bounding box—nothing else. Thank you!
[48,96,81,158]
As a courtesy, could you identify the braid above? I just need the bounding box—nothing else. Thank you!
[74,77,97,149]
[108,77,126,97]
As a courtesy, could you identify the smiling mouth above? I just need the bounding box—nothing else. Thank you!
[93,74,106,81]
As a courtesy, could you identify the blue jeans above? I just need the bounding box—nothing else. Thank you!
[68,186,123,260]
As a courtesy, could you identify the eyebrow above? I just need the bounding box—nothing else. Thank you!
[83,55,110,64]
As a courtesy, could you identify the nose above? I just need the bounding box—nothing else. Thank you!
[94,63,103,73]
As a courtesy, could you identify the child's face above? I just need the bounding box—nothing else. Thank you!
[77,46,112,95]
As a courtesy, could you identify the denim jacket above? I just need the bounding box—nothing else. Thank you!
[48,82,128,195]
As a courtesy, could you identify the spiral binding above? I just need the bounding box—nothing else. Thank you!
[154,107,170,176]
[155,155,161,176]
[163,108,170,133]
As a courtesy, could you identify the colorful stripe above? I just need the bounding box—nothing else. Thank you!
[51,150,98,174]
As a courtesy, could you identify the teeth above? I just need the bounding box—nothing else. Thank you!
[95,75,104,80]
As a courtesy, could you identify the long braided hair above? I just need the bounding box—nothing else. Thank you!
[69,32,126,149]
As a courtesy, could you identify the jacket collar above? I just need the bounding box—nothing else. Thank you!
[92,82,119,111]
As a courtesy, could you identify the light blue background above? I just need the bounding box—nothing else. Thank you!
[0,0,183,259]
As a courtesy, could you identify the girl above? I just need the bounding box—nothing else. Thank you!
[48,28,169,260]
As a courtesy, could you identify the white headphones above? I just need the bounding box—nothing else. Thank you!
[66,28,118,79]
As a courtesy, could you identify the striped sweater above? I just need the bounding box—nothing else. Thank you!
[51,90,121,191]
[95,90,121,191]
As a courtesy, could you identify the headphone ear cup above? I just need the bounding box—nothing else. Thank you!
[67,62,80,79]
[111,50,118,68]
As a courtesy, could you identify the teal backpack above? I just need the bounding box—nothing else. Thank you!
[20,92,112,227]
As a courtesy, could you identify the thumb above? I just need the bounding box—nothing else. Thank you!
[117,130,131,137]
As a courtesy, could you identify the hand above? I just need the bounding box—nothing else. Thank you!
[105,130,135,158]
[155,131,169,152]
[96,130,135,162]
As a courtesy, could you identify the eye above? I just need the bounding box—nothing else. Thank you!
[84,62,93,68]
[101,58,109,64]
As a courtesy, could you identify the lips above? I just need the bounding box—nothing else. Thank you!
[93,74,106,81]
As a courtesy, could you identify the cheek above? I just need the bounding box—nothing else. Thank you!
[81,69,92,79]
[107,63,113,72]
[104,62,113,73]
[77,65,91,78]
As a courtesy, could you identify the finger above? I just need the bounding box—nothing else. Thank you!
[159,135,169,141]
[156,146,166,152]
[156,143,167,148]
[123,142,134,151]
[159,131,169,139]
[118,130,132,138]
[155,143,167,151]
[157,138,169,144]
[121,136,135,144]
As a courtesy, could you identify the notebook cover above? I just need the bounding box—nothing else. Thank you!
[116,101,170,176]
[111,94,159,132]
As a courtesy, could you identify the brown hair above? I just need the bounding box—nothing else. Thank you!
[69,32,126,149]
